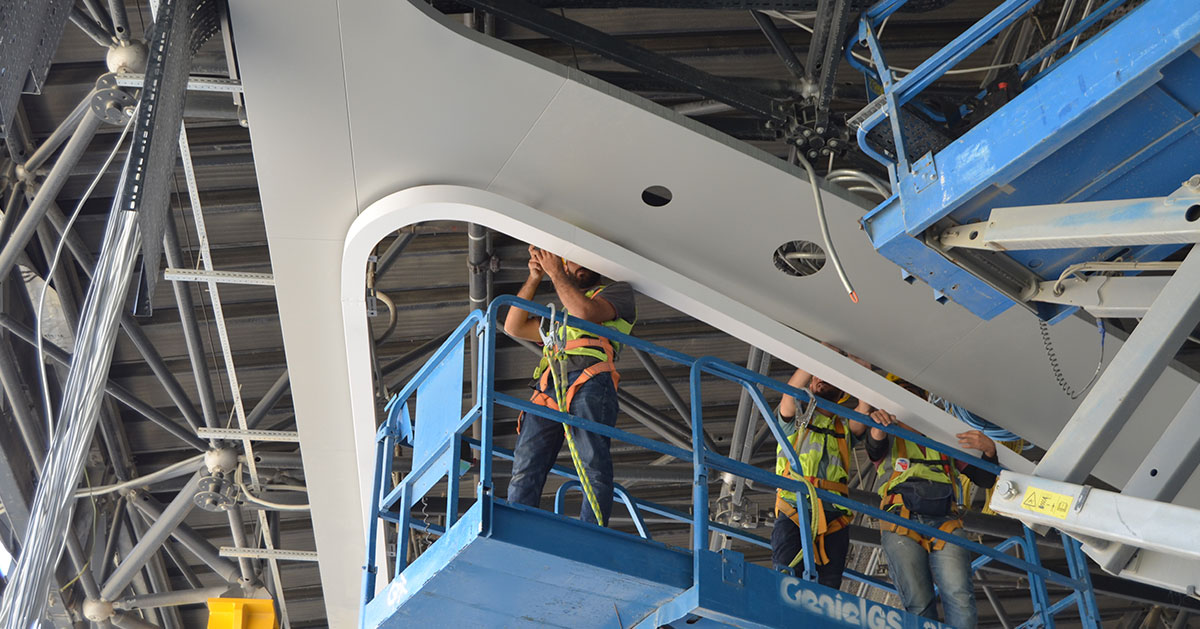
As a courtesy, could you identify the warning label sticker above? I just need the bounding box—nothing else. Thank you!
[1020,486,1073,520]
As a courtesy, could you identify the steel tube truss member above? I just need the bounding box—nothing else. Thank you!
[452,0,784,121]
[101,473,202,601]
[0,209,142,626]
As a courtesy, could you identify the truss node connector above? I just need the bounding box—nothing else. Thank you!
[82,598,114,622]
[197,448,241,512]
[106,40,148,74]
[91,73,137,126]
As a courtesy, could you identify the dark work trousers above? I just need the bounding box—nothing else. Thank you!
[771,511,851,591]
[506,369,617,525]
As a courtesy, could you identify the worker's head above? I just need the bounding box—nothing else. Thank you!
[563,259,602,289]
[810,342,848,402]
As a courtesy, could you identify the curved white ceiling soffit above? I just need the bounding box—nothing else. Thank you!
[228,0,1200,622]
[340,184,1037,501]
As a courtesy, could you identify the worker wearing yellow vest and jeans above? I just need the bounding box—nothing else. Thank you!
[504,246,637,526]
[771,349,870,590]
[865,379,998,629]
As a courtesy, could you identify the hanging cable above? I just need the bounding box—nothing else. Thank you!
[927,394,1029,446]
[35,106,137,440]
[235,463,310,511]
[793,148,858,303]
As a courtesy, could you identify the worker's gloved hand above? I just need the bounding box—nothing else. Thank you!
[956,430,997,458]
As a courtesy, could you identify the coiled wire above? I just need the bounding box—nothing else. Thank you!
[1039,318,1106,400]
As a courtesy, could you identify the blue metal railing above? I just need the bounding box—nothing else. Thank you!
[845,0,1131,180]
[362,296,1100,627]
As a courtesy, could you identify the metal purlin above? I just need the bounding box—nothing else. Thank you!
[177,127,291,628]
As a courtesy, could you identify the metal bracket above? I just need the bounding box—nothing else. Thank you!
[219,547,319,562]
[911,152,938,193]
[719,549,745,586]
[196,427,301,443]
[163,268,275,286]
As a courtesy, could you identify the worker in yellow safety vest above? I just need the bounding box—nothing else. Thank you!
[771,345,871,590]
[503,245,637,526]
[865,377,998,629]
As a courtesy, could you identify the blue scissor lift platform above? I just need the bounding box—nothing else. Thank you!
[850,0,1200,321]
[359,300,1101,629]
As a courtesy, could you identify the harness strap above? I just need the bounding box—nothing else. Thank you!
[877,500,963,552]
[776,500,851,567]
[519,359,620,432]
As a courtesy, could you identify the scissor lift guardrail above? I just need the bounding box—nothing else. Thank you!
[847,0,1200,321]
[360,296,1100,628]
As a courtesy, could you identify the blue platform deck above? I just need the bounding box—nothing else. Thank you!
[364,500,949,629]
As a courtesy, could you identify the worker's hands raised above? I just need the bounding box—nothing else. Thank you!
[527,245,545,279]
[956,430,997,458]
[530,246,565,280]
[869,409,896,427]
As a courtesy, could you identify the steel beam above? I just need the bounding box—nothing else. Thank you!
[127,491,240,583]
[1035,246,1200,483]
[374,231,415,278]
[939,186,1200,252]
[1087,380,1200,573]
[451,0,783,120]
[69,6,115,47]
[108,0,132,42]
[632,347,691,425]
[805,0,852,123]
[989,471,1200,563]
[102,473,202,601]
[23,97,92,173]
[160,539,204,589]
[226,507,255,583]
[120,313,205,432]
[750,11,806,80]
[0,313,210,451]
[122,499,184,629]
[113,586,230,610]
[0,104,103,285]
[111,612,163,629]
[162,214,221,430]
[245,369,290,430]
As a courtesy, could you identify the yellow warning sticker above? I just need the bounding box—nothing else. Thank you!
[1020,486,1073,520]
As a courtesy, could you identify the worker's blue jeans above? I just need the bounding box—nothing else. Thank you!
[506,370,616,526]
[881,516,977,629]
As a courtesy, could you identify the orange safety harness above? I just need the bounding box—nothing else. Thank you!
[525,336,620,422]
[877,445,963,552]
[775,418,852,566]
